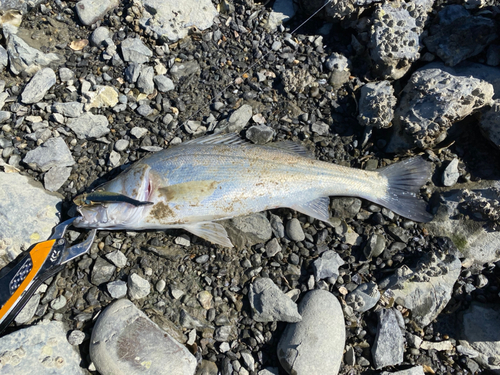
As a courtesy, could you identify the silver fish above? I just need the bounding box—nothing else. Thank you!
[74,133,432,247]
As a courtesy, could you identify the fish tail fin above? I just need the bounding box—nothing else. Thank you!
[375,157,433,222]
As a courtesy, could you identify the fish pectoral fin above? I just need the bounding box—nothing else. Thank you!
[291,197,331,223]
[183,222,234,248]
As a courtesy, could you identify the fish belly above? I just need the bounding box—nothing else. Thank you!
[133,144,384,228]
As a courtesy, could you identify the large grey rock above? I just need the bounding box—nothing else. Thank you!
[169,60,200,81]
[380,249,461,328]
[90,299,197,375]
[426,183,500,264]
[372,309,404,369]
[121,37,152,64]
[0,321,84,374]
[0,172,61,265]
[138,0,218,42]
[358,81,397,129]
[23,137,75,172]
[387,64,494,151]
[67,112,110,140]
[424,15,497,67]
[278,290,345,375]
[51,102,84,118]
[460,303,500,373]
[224,213,272,248]
[346,282,380,313]
[21,68,56,104]
[248,277,301,323]
[369,0,434,80]
[75,0,119,26]
[5,25,61,75]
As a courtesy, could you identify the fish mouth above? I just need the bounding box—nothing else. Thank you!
[74,165,153,229]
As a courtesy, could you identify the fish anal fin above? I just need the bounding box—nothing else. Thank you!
[291,197,331,223]
[183,222,234,248]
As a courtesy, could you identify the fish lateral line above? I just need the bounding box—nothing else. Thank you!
[73,191,153,207]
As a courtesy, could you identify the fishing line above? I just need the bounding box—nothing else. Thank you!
[179,0,333,129]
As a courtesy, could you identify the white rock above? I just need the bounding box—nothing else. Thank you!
[90,299,197,374]
[278,290,345,375]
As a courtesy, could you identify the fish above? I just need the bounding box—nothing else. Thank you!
[73,191,153,207]
[73,133,433,247]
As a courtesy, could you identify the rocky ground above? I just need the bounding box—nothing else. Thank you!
[0,0,500,374]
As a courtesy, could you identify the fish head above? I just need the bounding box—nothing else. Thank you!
[74,164,152,229]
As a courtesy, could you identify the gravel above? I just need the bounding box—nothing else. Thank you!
[0,1,499,374]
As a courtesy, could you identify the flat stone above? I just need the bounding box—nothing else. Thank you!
[130,126,148,138]
[44,165,72,192]
[120,37,152,64]
[346,282,381,313]
[67,112,110,140]
[0,321,84,374]
[153,75,175,92]
[23,137,75,172]
[0,172,61,265]
[107,280,127,299]
[224,213,272,249]
[91,256,116,285]
[312,250,344,282]
[21,68,56,104]
[380,249,461,327]
[460,303,500,373]
[128,273,151,300]
[105,250,127,268]
[90,299,197,374]
[75,0,119,26]
[137,66,155,94]
[372,309,404,369]
[245,124,274,144]
[139,0,218,42]
[14,293,40,325]
[5,25,61,75]
[248,277,301,323]
[85,85,119,110]
[216,104,253,134]
[278,290,345,375]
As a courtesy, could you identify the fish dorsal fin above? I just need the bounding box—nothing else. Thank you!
[291,197,331,223]
[183,132,249,146]
[270,141,315,158]
[183,221,234,248]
